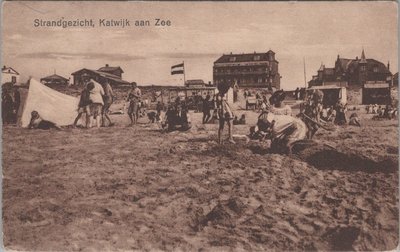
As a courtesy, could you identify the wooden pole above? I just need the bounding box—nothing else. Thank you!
[183,61,186,86]
[303,57,307,89]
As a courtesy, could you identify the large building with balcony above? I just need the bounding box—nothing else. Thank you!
[213,50,281,89]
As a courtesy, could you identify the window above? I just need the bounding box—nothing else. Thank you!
[258,77,263,83]
[254,55,260,61]
[229,57,236,62]
[373,66,378,73]
[361,66,366,71]
[11,76,16,83]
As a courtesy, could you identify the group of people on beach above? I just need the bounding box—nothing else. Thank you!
[366,104,397,119]
[72,74,143,128]
[73,74,115,128]
[23,77,398,154]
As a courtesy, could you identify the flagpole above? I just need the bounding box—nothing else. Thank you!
[303,57,307,89]
[183,61,186,86]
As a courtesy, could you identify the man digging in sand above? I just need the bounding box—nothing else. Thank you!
[250,112,307,154]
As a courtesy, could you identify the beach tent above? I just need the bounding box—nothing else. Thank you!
[19,78,80,127]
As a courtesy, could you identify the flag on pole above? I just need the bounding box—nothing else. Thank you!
[171,63,184,75]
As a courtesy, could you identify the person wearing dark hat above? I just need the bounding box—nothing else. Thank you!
[269,90,292,116]
[216,82,235,144]
[126,82,142,125]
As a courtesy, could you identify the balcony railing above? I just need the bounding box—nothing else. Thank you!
[214,71,271,76]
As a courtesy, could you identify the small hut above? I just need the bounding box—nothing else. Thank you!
[40,74,69,89]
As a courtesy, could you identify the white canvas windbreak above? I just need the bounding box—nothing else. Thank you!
[21,78,79,127]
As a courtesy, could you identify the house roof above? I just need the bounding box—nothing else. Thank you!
[337,58,353,71]
[41,74,68,81]
[323,68,335,75]
[186,79,205,84]
[335,57,391,75]
[2,66,19,75]
[71,68,130,85]
[214,51,277,64]
[98,66,124,73]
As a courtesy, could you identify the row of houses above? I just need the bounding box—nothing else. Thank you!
[2,49,398,104]
[308,49,395,105]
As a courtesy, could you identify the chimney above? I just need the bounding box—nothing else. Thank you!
[356,56,358,60]
[387,61,390,70]
[2,65,6,70]
[105,64,109,67]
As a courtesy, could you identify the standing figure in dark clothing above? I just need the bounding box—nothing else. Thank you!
[156,101,163,116]
[73,82,93,128]
[13,87,21,123]
[202,95,211,124]
[2,87,14,125]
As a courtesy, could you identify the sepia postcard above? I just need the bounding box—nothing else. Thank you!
[1,1,399,251]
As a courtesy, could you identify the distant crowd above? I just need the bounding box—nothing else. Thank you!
[5,78,398,152]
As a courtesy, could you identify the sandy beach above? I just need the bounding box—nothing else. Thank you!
[2,107,398,251]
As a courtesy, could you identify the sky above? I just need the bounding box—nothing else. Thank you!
[2,1,398,90]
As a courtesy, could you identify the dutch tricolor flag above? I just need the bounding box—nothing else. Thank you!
[171,63,184,75]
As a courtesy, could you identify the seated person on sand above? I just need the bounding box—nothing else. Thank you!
[162,100,191,132]
[334,102,347,125]
[383,104,397,120]
[147,111,162,123]
[348,113,361,127]
[250,112,307,154]
[28,111,61,130]
[233,114,246,125]
[320,107,329,121]
[326,106,336,122]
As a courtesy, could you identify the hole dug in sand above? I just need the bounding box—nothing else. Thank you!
[291,141,398,173]
[323,226,361,251]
